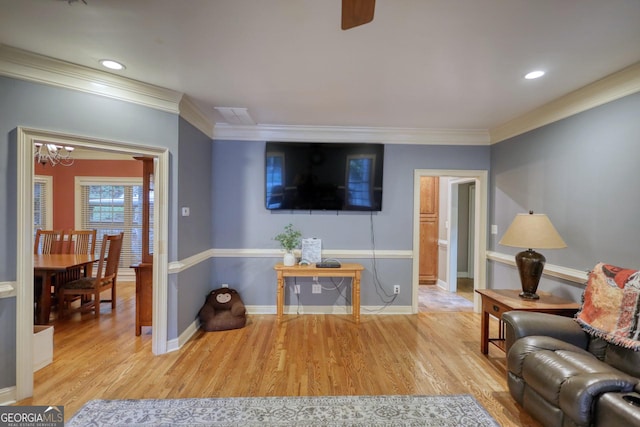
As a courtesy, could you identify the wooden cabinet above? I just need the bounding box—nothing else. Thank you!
[133,262,152,335]
[419,176,439,284]
[131,157,153,336]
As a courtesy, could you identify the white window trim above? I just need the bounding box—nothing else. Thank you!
[74,176,143,279]
[74,176,143,224]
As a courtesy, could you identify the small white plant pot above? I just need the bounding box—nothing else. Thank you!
[283,251,296,266]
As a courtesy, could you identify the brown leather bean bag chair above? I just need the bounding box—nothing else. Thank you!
[198,288,247,331]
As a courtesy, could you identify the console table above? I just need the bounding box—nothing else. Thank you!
[274,263,364,323]
[475,288,580,354]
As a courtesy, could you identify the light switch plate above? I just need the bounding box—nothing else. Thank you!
[181,207,190,217]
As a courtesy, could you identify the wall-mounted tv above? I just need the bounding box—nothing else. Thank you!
[265,142,384,211]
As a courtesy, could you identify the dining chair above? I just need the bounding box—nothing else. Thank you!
[57,232,124,319]
[59,229,98,282]
[33,229,65,314]
[34,229,65,254]
[62,229,97,256]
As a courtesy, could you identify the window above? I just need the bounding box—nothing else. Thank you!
[346,154,375,208]
[76,177,148,268]
[266,152,285,208]
[34,175,53,233]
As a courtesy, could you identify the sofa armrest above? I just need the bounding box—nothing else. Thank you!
[502,311,589,353]
[561,372,637,426]
[507,335,593,377]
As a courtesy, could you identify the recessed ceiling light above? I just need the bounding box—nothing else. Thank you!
[99,59,126,71]
[525,70,545,80]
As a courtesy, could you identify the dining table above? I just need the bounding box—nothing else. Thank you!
[34,253,101,324]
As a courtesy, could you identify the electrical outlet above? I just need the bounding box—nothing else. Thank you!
[294,284,300,294]
[312,284,322,294]
[313,276,318,281]
[221,283,229,288]
[393,285,400,294]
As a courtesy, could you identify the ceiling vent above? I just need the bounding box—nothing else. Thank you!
[214,107,255,125]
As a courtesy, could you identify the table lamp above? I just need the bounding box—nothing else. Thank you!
[499,211,567,299]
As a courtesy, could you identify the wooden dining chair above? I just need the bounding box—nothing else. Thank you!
[57,232,124,319]
[58,229,98,282]
[33,229,65,313]
[34,229,65,254]
[62,229,97,255]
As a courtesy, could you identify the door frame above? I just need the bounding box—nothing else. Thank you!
[16,127,169,400]
[412,169,488,313]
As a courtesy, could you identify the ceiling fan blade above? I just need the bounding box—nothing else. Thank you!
[342,0,375,30]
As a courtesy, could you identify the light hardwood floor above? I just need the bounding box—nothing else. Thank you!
[19,281,540,426]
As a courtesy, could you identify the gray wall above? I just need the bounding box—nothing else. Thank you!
[210,141,490,308]
[489,91,640,301]
[0,75,183,389]
[176,118,214,334]
[457,183,470,273]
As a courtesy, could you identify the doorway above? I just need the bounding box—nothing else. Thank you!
[447,178,476,298]
[411,169,488,314]
[15,127,169,400]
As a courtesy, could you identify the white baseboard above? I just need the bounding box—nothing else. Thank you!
[167,318,201,353]
[0,386,16,406]
[436,279,448,291]
[246,305,413,315]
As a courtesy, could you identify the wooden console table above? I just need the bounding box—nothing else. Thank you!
[475,288,580,354]
[274,263,364,323]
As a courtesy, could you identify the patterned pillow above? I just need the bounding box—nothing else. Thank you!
[575,262,640,350]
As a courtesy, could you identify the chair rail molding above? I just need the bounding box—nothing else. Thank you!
[486,251,589,284]
[0,282,16,299]
[168,248,414,274]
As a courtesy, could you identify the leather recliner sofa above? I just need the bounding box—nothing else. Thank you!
[502,311,640,427]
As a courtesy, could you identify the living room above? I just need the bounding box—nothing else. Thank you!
[1,1,640,425]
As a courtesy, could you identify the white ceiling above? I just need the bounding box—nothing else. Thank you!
[1,0,640,132]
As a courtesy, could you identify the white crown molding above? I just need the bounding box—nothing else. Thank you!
[490,61,640,144]
[0,44,183,113]
[10,44,638,146]
[179,96,215,138]
[213,123,490,145]
[486,250,589,284]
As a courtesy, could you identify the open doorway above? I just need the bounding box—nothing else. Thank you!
[15,127,169,400]
[447,178,476,299]
[411,169,488,314]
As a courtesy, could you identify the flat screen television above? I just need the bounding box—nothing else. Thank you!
[265,142,384,211]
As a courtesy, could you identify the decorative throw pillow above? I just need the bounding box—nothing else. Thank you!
[576,262,640,350]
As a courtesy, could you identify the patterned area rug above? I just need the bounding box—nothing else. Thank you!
[68,394,499,426]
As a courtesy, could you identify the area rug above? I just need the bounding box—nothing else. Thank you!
[67,394,499,427]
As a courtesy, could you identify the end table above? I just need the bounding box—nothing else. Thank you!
[475,288,580,354]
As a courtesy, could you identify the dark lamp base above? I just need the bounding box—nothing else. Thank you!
[519,291,540,300]
[515,249,546,300]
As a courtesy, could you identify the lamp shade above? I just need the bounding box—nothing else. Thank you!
[499,212,567,249]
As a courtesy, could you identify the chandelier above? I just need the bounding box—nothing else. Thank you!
[34,143,75,167]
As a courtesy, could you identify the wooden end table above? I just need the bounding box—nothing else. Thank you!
[274,263,364,323]
[475,288,580,354]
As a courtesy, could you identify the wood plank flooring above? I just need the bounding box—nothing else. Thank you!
[18,281,540,426]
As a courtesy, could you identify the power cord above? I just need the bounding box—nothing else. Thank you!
[365,210,398,309]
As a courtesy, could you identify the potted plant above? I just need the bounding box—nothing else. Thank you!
[274,223,302,266]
